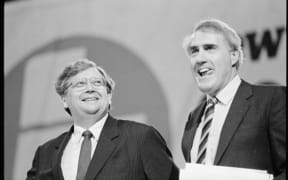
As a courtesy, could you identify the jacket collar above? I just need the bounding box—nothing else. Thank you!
[51,115,120,180]
[85,114,120,180]
[214,80,253,164]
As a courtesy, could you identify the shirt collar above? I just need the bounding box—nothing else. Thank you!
[73,113,108,141]
[207,75,241,105]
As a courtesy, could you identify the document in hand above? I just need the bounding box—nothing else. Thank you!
[180,163,273,180]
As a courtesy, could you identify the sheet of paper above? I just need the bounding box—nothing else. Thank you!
[180,163,273,180]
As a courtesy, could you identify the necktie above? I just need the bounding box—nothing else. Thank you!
[76,130,93,180]
[196,97,217,164]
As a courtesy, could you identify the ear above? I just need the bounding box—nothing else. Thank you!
[230,50,239,67]
[108,93,112,105]
[61,97,68,108]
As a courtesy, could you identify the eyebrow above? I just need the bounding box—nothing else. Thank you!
[189,46,198,50]
[72,76,103,81]
[203,44,217,48]
[189,43,217,48]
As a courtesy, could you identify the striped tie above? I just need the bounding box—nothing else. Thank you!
[196,97,217,164]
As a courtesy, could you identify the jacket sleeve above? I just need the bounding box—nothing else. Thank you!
[26,146,40,180]
[140,126,179,180]
[269,87,286,180]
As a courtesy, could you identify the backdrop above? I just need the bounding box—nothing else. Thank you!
[5,0,286,179]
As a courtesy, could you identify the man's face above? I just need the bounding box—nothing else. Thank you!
[187,30,237,96]
[63,67,112,118]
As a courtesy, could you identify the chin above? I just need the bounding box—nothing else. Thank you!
[84,108,100,114]
[198,84,215,95]
[80,107,99,114]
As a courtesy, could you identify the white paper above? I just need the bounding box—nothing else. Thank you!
[180,163,273,180]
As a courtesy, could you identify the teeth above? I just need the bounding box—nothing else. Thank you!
[83,97,98,101]
[199,68,209,73]
[198,68,211,76]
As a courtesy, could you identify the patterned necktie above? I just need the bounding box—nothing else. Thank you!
[196,97,217,164]
[76,130,93,180]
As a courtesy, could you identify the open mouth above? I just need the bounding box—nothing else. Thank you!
[82,97,99,101]
[198,68,213,77]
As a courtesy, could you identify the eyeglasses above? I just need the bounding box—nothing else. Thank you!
[68,77,106,91]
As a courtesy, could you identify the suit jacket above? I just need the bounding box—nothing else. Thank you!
[27,115,179,180]
[181,80,286,180]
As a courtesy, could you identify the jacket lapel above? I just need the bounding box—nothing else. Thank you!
[85,115,120,180]
[183,101,206,162]
[214,81,253,164]
[52,126,73,180]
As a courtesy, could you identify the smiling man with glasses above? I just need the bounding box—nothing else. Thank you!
[26,58,179,180]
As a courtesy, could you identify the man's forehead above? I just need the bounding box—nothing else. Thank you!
[189,31,225,46]
[71,67,103,79]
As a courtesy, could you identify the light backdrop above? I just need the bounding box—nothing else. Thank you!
[5,0,286,179]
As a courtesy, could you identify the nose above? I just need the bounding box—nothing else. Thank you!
[193,49,207,64]
[85,81,96,92]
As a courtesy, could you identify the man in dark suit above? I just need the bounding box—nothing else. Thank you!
[26,59,179,180]
[181,19,285,180]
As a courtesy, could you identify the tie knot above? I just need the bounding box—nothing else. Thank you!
[82,130,93,138]
[207,97,218,106]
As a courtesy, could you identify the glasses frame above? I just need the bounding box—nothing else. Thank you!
[67,77,107,91]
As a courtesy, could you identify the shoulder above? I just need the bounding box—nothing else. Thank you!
[115,119,157,135]
[251,83,285,93]
[239,81,286,113]
[113,119,168,149]
[37,130,70,150]
[250,82,285,98]
[109,117,165,142]
[241,80,286,97]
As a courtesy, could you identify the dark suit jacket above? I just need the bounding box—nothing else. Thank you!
[181,80,286,180]
[27,115,179,180]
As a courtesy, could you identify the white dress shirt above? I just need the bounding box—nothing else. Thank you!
[190,75,241,164]
[61,114,108,180]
